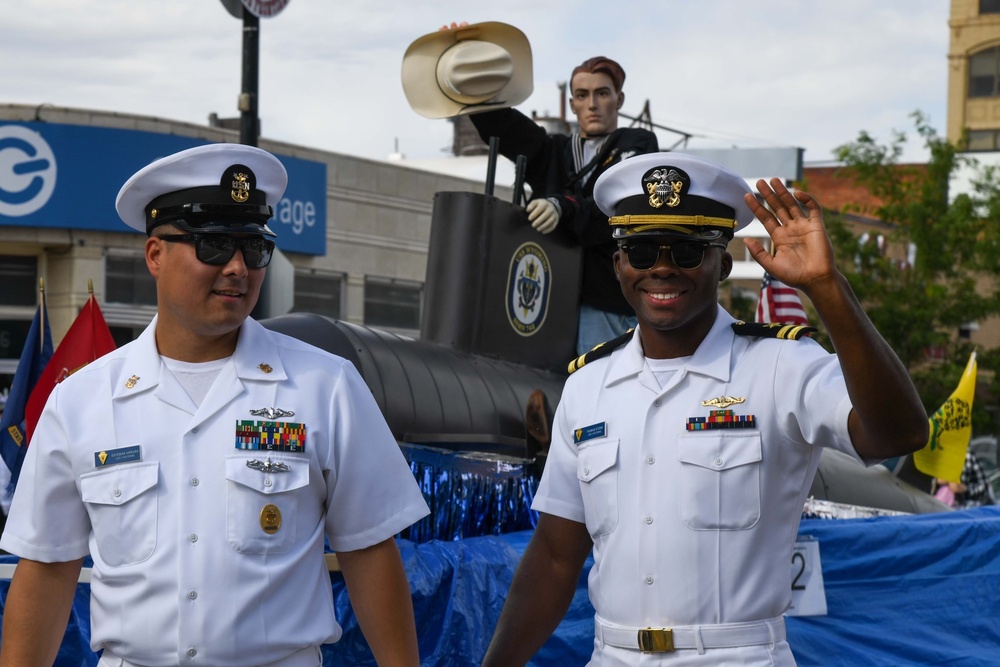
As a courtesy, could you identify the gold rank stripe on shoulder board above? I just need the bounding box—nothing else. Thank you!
[568,328,636,374]
[731,321,817,340]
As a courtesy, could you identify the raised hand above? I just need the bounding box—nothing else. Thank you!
[742,177,837,292]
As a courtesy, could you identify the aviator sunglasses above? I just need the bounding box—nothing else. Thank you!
[157,233,275,269]
[620,240,727,271]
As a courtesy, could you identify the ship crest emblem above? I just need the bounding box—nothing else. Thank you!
[506,242,551,337]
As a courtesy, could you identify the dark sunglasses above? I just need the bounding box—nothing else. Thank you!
[157,234,275,269]
[620,240,727,271]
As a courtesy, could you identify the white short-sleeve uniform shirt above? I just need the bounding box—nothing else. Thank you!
[534,306,858,640]
[1,317,429,667]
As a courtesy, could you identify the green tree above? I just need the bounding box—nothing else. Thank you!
[827,112,1000,435]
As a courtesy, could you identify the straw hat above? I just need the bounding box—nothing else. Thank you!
[401,21,532,119]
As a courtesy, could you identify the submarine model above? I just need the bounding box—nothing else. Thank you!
[263,144,946,517]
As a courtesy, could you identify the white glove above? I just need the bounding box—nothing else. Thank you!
[527,198,560,234]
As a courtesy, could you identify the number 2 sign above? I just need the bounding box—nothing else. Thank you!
[786,538,828,616]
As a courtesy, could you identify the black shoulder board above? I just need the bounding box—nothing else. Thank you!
[731,321,816,340]
[567,328,635,374]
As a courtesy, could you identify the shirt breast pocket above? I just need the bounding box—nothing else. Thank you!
[577,438,620,538]
[80,462,159,567]
[678,433,762,530]
[225,456,309,555]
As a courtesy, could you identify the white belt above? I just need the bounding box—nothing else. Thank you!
[596,616,785,653]
[98,645,321,667]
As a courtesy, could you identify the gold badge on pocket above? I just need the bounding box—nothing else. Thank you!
[259,504,282,534]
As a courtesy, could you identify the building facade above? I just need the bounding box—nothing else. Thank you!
[948,0,1000,148]
[0,104,511,392]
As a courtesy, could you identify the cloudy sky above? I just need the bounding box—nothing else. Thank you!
[6,1,949,166]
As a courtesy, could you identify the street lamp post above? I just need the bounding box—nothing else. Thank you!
[239,10,260,147]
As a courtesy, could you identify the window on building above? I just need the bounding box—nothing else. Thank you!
[969,46,1000,97]
[0,318,36,362]
[105,253,157,306]
[0,255,39,307]
[967,129,1000,151]
[0,317,38,397]
[108,325,148,348]
[364,277,422,330]
[981,0,1000,14]
[959,321,980,340]
[292,269,344,319]
[0,256,40,393]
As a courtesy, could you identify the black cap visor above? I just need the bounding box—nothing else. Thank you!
[147,202,276,237]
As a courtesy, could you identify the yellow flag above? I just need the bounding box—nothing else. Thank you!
[913,352,977,483]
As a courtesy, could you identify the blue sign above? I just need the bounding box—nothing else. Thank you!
[0,122,327,255]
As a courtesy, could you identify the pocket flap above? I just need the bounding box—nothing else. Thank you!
[225,456,309,493]
[81,461,159,506]
[577,439,619,483]
[678,433,762,471]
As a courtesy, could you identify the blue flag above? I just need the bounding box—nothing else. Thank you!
[0,303,54,498]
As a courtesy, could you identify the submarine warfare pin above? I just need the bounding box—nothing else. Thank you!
[701,396,746,409]
[246,458,291,473]
[250,407,295,419]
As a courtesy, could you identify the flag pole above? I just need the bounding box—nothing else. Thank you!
[38,277,46,348]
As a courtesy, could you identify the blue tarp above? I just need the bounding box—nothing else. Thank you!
[2,507,999,665]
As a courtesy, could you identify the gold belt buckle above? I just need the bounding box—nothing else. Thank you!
[637,627,674,653]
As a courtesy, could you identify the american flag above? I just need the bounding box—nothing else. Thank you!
[756,272,810,326]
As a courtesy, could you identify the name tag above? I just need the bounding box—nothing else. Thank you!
[95,445,142,468]
[573,422,607,444]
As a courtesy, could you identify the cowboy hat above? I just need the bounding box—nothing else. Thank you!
[401,21,532,119]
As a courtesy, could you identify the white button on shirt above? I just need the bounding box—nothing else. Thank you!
[1,317,430,667]
[533,307,857,629]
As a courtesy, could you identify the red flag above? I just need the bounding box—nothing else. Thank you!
[756,272,810,326]
[25,294,116,442]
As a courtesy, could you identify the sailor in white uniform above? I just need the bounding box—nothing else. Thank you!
[0,144,429,667]
[480,153,928,666]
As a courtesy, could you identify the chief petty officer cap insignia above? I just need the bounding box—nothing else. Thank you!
[115,143,288,236]
[593,152,755,243]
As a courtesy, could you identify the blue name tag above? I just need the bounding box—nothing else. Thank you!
[573,422,607,444]
[95,445,142,467]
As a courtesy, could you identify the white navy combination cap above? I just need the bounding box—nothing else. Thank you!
[594,152,754,242]
[115,143,288,237]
